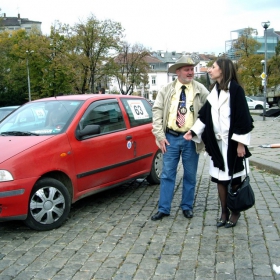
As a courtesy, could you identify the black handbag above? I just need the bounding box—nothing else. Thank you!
[227,157,255,212]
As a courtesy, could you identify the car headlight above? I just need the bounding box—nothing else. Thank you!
[0,170,14,182]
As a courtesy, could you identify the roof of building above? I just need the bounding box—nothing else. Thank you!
[143,55,162,63]
[150,51,216,64]
[0,14,41,27]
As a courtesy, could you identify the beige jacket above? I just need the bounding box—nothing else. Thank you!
[152,79,209,153]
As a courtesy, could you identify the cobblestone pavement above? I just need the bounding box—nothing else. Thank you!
[249,113,280,175]
[0,113,280,280]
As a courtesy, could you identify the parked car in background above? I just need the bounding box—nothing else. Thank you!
[248,96,265,102]
[0,106,20,121]
[246,96,269,110]
[0,95,162,231]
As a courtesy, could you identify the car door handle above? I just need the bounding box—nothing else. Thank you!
[126,135,132,140]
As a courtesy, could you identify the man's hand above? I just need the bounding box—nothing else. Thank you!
[159,139,170,154]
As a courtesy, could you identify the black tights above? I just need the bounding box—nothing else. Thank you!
[217,183,240,223]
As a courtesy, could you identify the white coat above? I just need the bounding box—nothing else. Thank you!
[190,85,251,181]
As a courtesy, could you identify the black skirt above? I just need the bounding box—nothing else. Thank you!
[211,176,241,187]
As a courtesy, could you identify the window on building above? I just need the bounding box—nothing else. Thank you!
[152,76,156,85]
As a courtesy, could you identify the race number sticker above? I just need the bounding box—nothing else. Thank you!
[127,100,149,120]
[34,108,46,119]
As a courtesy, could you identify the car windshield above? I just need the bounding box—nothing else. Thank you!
[0,107,19,121]
[0,100,82,136]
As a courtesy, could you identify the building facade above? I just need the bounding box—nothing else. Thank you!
[225,28,280,60]
[0,13,42,33]
[109,51,214,100]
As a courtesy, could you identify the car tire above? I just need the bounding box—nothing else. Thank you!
[255,104,263,109]
[146,150,162,185]
[24,178,71,231]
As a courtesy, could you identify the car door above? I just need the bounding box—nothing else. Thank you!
[246,97,254,109]
[119,97,157,173]
[70,99,137,193]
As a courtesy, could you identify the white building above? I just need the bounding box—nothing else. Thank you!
[109,51,215,100]
[0,13,42,33]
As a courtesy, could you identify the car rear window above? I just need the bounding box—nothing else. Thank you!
[121,98,152,127]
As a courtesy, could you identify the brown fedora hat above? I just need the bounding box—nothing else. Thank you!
[168,54,200,73]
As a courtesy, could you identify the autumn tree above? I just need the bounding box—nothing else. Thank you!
[233,28,263,94]
[69,15,124,93]
[267,41,280,88]
[233,28,261,58]
[112,42,150,95]
[237,54,264,95]
[0,29,30,105]
[40,22,77,97]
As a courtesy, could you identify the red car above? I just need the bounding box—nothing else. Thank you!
[0,95,162,230]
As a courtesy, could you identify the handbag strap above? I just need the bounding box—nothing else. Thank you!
[229,156,247,186]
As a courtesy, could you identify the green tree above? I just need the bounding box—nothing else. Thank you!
[69,15,124,93]
[233,28,261,58]
[267,41,280,88]
[237,54,263,95]
[233,28,263,94]
[40,23,76,97]
[0,29,30,106]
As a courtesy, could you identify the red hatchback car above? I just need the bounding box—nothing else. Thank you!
[0,94,162,230]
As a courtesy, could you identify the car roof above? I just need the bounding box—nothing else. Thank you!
[31,94,144,103]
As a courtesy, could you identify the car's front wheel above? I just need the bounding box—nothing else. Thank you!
[146,150,162,184]
[24,178,71,231]
[255,104,263,109]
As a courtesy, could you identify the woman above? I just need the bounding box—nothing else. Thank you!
[184,58,254,228]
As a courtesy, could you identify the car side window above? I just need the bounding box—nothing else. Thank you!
[121,98,152,127]
[80,100,126,134]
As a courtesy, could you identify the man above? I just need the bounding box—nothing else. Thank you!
[151,55,209,221]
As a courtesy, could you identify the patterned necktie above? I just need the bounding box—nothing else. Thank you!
[176,85,186,128]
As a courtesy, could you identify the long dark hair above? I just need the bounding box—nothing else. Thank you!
[210,58,239,91]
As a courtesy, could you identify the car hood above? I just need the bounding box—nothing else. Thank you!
[0,135,54,163]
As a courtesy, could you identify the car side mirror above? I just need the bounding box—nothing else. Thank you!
[76,124,101,140]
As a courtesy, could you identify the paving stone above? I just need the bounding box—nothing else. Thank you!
[0,119,280,279]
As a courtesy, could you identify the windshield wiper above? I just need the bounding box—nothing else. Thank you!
[1,131,39,136]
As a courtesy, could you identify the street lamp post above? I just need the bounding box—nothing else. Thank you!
[26,50,34,102]
[261,21,270,121]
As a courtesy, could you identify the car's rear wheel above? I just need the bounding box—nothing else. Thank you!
[255,104,263,109]
[146,150,162,184]
[24,178,71,231]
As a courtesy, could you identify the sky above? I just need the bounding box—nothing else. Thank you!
[1,0,280,55]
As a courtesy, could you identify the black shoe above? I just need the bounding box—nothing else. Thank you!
[216,219,226,227]
[183,210,193,219]
[217,209,230,227]
[151,211,169,221]
[225,213,241,228]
